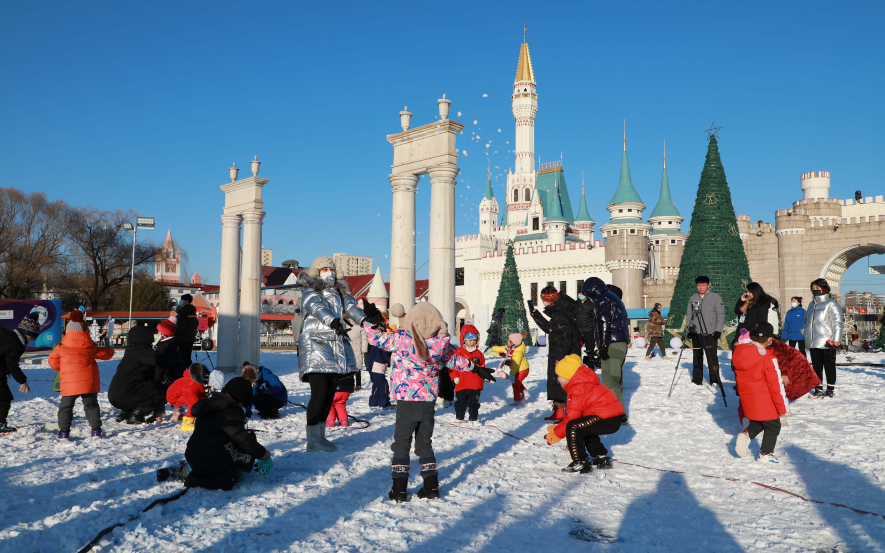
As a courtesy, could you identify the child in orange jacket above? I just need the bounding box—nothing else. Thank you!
[545,354,624,474]
[49,311,115,439]
[166,363,209,431]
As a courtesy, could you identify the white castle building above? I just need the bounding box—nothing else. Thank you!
[454,37,685,337]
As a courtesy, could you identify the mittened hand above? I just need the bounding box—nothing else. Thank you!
[362,302,385,326]
[545,425,562,445]
[598,346,610,361]
[713,331,722,341]
[472,365,497,383]
[256,456,274,475]
[330,319,349,337]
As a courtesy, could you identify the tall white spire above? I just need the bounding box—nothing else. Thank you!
[511,35,537,175]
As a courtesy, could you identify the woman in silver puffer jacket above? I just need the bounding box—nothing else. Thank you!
[297,256,366,452]
[802,278,843,398]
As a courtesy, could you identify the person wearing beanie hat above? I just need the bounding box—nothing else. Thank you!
[157,319,175,337]
[65,310,88,333]
[545,355,624,474]
[154,317,186,395]
[167,376,271,490]
[208,370,229,392]
[0,313,37,432]
[242,364,288,419]
[296,255,368,454]
[492,333,530,405]
[530,285,581,422]
[645,304,669,361]
[167,363,209,431]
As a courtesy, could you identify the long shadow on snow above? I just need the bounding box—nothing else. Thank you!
[835,364,885,383]
[615,472,744,552]
[784,444,885,549]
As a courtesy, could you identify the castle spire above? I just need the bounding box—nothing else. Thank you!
[547,172,566,221]
[574,170,595,223]
[515,37,535,84]
[649,140,681,219]
[609,129,644,205]
[484,173,495,200]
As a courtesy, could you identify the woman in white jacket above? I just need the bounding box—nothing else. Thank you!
[802,278,843,398]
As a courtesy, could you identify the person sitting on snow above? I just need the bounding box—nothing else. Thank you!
[241,362,288,419]
[157,377,272,489]
[545,354,624,474]
[166,363,209,431]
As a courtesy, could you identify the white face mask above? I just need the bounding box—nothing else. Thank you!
[320,270,335,284]
[791,301,799,308]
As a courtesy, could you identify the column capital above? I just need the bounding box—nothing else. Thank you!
[428,163,460,183]
[220,213,243,226]
[389,173,420,193]
[242,211,266,223]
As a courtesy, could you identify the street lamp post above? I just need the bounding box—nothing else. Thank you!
[122,217,155,335]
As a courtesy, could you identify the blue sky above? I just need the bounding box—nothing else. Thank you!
[3,1,884,297]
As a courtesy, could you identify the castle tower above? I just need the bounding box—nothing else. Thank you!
[647,144,686,280]
[155,229,182,283]
[600,131,651,308]
[544,172,567,248]
[801,170,830,200]
[776,204,809,304]
[505,34,538,236]
[479,173,499,236]
[573,172,596,243]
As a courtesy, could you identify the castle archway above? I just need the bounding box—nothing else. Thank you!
[819,243,885,298]
[454,297,471,336]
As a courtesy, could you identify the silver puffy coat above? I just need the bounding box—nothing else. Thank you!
[297,273,366,381]
[802,294,843,349]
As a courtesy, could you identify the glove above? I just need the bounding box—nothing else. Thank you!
[598,345,609,361]
[545,425,562,445]
[825,340,838,349]
[256,456,274,475]
[329,319,349,337]
[471,364,497,383]
[713,331,722,341]
[362,302,385,326]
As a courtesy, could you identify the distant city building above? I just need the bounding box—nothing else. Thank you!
[332,253,373,277]
[155,229,182,283]
[844,290,885,313]
[262,247,273,267]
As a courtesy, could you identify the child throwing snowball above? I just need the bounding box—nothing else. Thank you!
[492,332,530,406]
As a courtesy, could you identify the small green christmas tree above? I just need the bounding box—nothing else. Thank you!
[666,134,752,346]
[486,244,533,347]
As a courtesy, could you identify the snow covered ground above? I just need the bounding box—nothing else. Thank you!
[2,346,884,553]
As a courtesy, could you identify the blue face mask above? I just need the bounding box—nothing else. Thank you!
[578,294,586,301]
[178,300,184,306]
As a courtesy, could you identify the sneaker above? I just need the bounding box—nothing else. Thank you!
[620,415,629,425]
[592,456,613,470]
[90,429,102,438]
[157,460,190,483]
[825,389,835,398]
[58,430,70,440]
[0,423,18,434]
[662,356,671,361]
[644,356,651,361]
[757,453,780,464]
[811,388,825,399]
[561,460,592,474]
[736,431,750,458]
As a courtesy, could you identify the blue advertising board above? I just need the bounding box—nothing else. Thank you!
[0,299,62,351]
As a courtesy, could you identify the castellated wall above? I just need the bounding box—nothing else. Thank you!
[737,215,780,301]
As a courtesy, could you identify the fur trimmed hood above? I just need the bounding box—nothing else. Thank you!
[297,271,351,294]
[189,362,209,385]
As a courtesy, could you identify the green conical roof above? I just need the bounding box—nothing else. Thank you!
[574,186,595,223]
[484,175,495,200]
[547,174,566,221]
[649,160,681,218]
[609,146,644,205]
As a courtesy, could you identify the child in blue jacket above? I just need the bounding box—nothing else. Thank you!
[781,297,807,357]
[242,363,288,419]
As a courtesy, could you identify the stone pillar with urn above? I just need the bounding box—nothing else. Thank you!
[217,156,268,373]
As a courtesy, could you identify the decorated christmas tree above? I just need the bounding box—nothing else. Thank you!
[486,244,533,347]
[666,133,752,347]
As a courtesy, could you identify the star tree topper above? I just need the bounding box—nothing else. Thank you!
[704,122,722,140]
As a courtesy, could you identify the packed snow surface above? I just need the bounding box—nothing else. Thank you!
[2,347,884,552]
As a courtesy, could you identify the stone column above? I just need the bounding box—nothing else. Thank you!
[389,173,419,322]
[239,211,264,368]
[428,163,460,332]
[217,214,243,373]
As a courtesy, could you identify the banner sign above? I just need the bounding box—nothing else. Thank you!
[0,299,62,351]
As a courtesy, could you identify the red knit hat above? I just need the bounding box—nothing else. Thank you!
[540,285,559,304]
[157,318,175,337]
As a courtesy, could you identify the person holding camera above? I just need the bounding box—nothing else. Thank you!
[685,276,724,386]
[803,278,842,398]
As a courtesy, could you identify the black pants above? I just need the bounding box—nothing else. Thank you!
[58,394,102,432]
[454,389,481,421]
[789,340,806,357]
[746,418,781,455]
[438,368,455,402]
[252,394,284,416]
[810,348,836,390]
[565,415,622,462]
[185,439,256,491]
[305,373,339,426]
[0,379,14,424]
[691,334,720,385]
[355,370,362,389]
[391,401,437,479]
[368,372,390,407]
[645,337,666,357]
[180,344,194,369]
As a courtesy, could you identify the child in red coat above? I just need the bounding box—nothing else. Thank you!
[545,354,624,474]
[733,323,788,464]
[450,324,486,422]
[166,363,209,431]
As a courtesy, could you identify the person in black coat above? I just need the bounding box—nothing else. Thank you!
[155,318,186,385]
[530,285,580,420]
[573,292,597,367]
[582,277,630,421]
[108,325,177,424]
[183,378,270,490]
[0,313,39,432]
[174,294,200,368]
[733,282,772,347]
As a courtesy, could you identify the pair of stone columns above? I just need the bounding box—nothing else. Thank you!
[388,163,459,330]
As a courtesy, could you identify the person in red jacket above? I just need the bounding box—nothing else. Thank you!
[733,323,788,464]
[545,354,624,474]
[451,324,486,422]
[166,363,209,431]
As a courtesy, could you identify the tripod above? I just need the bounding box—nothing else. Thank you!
[668,304,727,406]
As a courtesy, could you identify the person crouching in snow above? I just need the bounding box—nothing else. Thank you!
[155,317,186,386]
[157,377,273,489]
[733,323,788,464]
[545,354,624,474]
[492,333,529,406]
[166,363,209,431]
[241,363,288,419]
[327,370,356,427]
[108,324,179,425]
[49,310,115,439]
[208,370,229,394]
[451,324,486,422]
[361,301,496,502]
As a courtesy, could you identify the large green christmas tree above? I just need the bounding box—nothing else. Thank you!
[666,134,752,347]
[486,244,533,347]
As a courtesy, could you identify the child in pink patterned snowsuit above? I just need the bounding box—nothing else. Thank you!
[361,302,496,502]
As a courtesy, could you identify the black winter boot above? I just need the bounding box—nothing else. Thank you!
[157,460,190,483]
[417,475,440,499]
[127,410,147,425]
[592,456,613,470]
[388,478,408,502]
[115,411,130,423]
[561,460,592,474]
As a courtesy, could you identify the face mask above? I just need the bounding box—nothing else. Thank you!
[320,270,335,285]
[465,344,477,352]
[812,290,824,297]
[543,301,553,309]
[578,294,586,301]
[178,300,184,306]
[791,302,799,308]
